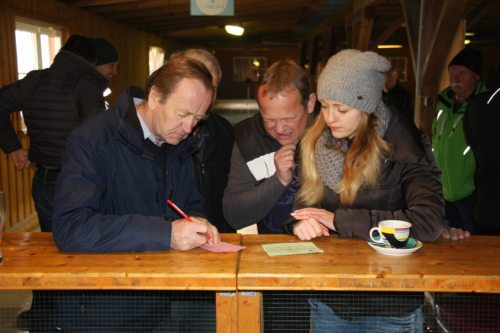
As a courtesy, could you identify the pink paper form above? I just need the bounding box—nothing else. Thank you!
[201,241,245,252]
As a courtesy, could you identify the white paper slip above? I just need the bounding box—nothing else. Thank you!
[262,242,324,256]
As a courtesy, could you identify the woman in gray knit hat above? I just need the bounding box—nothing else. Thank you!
[285,50,444,332]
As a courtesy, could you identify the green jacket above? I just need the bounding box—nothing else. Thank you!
[431,81,487,201]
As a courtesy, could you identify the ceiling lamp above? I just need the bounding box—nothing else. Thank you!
[225,25,244,36]
[377,44,403,49]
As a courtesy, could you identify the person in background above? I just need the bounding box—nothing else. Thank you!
[383,67,413,121]
[0,34,107,232]
[91,37,119,82]
[91,37,119,108]
[286,49,444,332]
[0,33,107,332]
[464,86,500,235]
[170,48,235,233]
[431,47,487,234]
[223,59,317,234]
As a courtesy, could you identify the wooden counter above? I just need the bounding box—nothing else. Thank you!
[0,232,241,291]
[238,234,500,293]
[1,233,499,333]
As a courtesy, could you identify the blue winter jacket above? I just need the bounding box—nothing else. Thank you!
[52,87,204,253]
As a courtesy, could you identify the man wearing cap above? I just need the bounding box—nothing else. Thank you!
[91,37,119,82]
[432,47,488,234]
[0,34,107,232]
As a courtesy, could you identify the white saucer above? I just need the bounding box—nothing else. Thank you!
[367,239,422,256]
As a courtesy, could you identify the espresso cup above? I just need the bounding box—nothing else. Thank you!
[369,220,412,249]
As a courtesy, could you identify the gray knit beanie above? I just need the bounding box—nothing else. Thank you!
[317,49,391,114]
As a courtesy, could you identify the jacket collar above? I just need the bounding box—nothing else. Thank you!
[114,87,199,161]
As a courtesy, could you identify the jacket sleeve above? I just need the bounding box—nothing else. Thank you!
[223,144,287,230]
[335,135,445,242]
[52,129,172,253]
[0,81,24,153]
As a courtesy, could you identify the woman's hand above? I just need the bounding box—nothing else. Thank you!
[292,218,330,241]
[291,208,336,231]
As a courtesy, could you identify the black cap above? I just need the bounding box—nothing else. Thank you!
[91,38,118,66]
[61,34,97,64]
[448,47,483,76]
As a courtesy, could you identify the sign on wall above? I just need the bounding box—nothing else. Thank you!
[191,0,234,16]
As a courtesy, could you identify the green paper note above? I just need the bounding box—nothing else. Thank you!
[262,242,324,256]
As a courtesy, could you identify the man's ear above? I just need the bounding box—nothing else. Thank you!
[148,85,162,109]
[307,92,317,114]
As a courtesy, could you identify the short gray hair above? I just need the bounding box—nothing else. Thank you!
[170,48,221,85]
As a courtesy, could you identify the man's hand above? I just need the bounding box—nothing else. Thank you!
[441,227,471,240]
[274,144,296,186]
[9,149,31,169]
[170,217,220,251]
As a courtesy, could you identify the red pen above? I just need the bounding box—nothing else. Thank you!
[167,199,211,240]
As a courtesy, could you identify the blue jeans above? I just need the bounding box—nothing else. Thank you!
[309,299,423,333]
[32,168,58,232]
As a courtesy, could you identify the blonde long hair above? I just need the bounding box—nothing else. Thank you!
[297,112,392,206]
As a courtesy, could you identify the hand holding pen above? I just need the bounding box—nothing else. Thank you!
[167,200,219,250]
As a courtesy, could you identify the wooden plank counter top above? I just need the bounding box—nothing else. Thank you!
[237,234,500,293]
[0,232,241,291]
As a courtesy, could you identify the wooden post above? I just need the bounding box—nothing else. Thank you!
[216,292,238,333]
[237,291,263,333]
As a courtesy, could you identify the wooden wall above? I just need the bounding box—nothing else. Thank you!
[0,0,175,230]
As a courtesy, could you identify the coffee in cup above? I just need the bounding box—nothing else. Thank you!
[369,220,412,248]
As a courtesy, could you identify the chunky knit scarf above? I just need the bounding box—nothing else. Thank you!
[315,102,391,192]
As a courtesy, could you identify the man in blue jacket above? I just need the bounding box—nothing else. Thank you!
[51,56,220,331]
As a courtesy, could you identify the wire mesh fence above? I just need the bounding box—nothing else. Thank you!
[0,290,498,332]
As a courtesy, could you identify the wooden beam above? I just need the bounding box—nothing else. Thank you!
[373,17,404,46]
[73,0,140,7]
[351,6,376,51]
[109,0,310,21]
[400,0,420,75]
[88,0,311,15]
[133,8,302,31]
[466,0,498,30]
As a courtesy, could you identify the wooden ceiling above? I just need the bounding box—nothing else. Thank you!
[57,0,500,48]
[57,0,348,47]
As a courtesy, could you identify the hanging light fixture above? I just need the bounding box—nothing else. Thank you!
[225,25,244,36]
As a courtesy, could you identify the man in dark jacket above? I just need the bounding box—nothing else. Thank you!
[51,56,220,331]
[0,34,107,232]
[223,59,318,234]
[383,68,413,121]
[464,87,500,235]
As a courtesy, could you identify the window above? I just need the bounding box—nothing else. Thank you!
[14,18,62,132]
[149,46,165,74]
[15,18,62,79]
